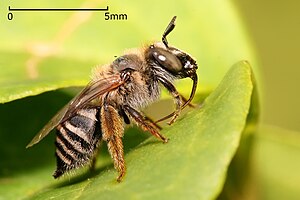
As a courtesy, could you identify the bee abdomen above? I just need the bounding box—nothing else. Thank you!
[53,108,101,178]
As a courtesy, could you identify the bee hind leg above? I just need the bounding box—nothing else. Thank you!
[107,135,126,182]
[101,103,126,182]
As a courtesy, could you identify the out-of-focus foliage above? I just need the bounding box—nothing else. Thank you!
[0,0,257,103]
[234,0,300,131]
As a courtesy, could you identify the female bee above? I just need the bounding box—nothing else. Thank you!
[27,16,198,182]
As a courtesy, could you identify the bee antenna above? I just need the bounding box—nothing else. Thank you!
[162,16,177,48]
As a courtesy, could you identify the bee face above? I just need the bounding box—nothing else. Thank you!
[27,16,198,182]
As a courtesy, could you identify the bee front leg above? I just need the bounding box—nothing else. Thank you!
[123,105,168,143]
[180,94,197,108]
[157,76,182,125]
[100,103,126,182]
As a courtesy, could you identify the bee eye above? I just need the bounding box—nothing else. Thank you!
[152,49,182,73]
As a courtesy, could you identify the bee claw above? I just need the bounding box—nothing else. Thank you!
[163,138,169,143]
[167,114,179,125]
[117,172,125,182]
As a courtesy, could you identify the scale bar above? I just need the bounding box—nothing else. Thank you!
[8,6,109,11]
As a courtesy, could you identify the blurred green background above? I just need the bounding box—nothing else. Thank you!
[234,0,300,132]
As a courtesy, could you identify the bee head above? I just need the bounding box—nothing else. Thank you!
[148,44,197,79]
[147,16,198,80]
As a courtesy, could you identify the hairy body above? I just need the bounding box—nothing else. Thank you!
[27,16,198,182]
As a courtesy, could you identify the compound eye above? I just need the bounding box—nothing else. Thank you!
[152,49,182,73]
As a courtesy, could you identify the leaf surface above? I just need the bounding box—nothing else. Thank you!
[19,61,254,200]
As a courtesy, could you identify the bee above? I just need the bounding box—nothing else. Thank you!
[26,16,198,182]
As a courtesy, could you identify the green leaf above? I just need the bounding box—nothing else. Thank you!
[0,0,258,103]
[217,67,260,200]
[0,61,253,200]
[219,125,300,200]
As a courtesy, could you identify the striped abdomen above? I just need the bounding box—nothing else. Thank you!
[53,108,101,178]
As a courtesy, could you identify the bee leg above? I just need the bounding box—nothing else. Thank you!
[118,107,131,125]
[107,135,125,182]
[90,148,98,171]
[119,106,162,129]
[157,76,182,125]
[123,105,168,143]
[144,115,162,130]
[101,103,126,182]
[180,94,196,108]
[90,140,102,172]
[154,94,199,124]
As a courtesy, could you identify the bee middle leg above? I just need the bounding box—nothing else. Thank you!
[101,103,126,182]
[123,105,168,143]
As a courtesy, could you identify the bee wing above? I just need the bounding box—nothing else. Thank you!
[26,74,124,148]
